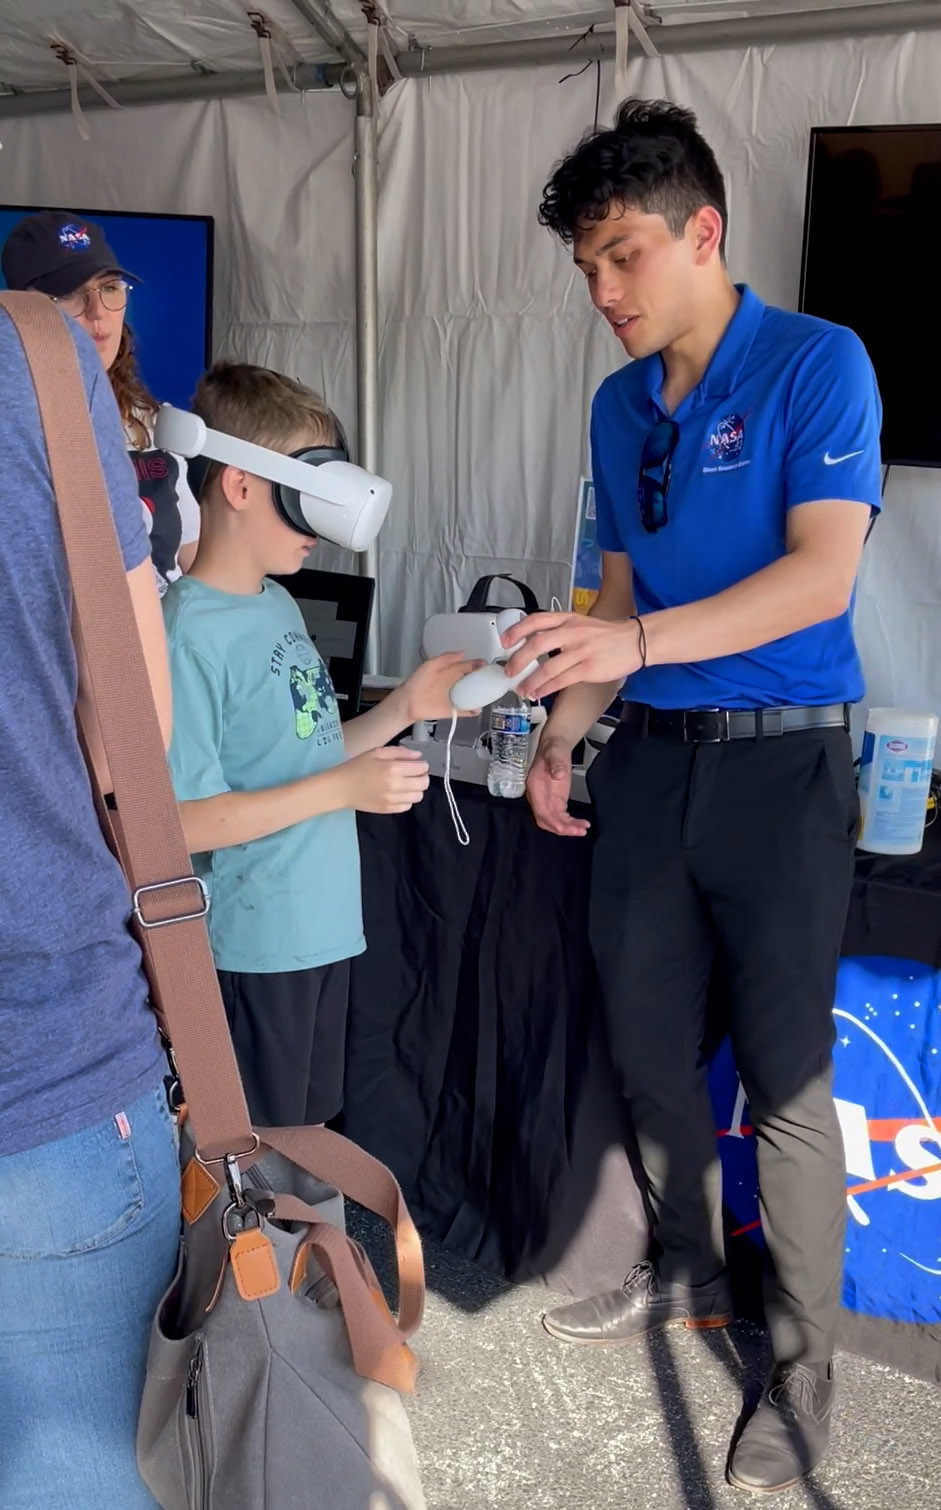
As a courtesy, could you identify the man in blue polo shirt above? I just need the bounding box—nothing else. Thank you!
[508,99,881,1493]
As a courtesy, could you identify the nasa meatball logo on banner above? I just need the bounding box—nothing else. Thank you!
[703,412,750,473]
[709,956,941,1326]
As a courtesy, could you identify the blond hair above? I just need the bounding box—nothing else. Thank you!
[192,364,343,495]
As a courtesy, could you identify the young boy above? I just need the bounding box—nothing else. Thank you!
[164,363,470,1128]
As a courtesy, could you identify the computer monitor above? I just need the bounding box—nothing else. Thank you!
[269,568,374,719]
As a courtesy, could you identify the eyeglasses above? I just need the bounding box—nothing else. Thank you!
[52,278,131,318]
[637,418,680,533]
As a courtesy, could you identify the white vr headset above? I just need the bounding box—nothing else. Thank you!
[153,404,392,554]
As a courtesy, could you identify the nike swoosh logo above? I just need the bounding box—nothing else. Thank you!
[823,449,864,465]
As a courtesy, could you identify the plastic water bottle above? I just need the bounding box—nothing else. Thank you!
[857,708,938,855]
[487,695,532,799]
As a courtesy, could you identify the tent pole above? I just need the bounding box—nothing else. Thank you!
[354,73,381,675]
[287,0,367,71]
[383,1,941,75]
[0,65,343,117]
[284,0,382,671]
[0,3,939,119]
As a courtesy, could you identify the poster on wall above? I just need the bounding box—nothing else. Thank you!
[570,476,602,614]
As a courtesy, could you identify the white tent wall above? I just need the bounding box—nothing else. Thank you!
[0,26,938,735]
[0,91,361,479]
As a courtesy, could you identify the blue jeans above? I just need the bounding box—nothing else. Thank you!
[0,1084,180,1508]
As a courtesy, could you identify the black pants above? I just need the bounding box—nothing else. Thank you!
[217,960,351,1127]
[588,721,858,1364]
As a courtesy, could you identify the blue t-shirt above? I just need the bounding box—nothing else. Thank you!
[164,576,365,974]
[591,285,883,709]
[0,312,162,1156]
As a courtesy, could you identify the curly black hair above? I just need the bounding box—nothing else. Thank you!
[539,98,728,256]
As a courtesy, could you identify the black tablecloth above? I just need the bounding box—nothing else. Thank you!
[342,781,647,1294]
[342,781,941,1378]
[844,818,941,962]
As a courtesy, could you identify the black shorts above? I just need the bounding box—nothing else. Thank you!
[217,959,351,1127]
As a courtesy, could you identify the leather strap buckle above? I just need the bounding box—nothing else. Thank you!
[132,875,210,930]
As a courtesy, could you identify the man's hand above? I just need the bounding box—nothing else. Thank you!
[396,651,482,723]
[504,612,642,700]
[525,733,590,838]
[340,746,430,815]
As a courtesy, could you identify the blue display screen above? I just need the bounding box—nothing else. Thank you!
[0,205,213,412]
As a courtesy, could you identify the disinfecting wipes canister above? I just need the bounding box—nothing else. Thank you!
[857,708,938,855]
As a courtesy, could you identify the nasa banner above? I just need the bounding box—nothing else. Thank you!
[710,955,941,1326]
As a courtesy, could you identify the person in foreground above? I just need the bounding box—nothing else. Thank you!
[506,100,881,1492]
[165,363,473,1128]
[0,307,179,1506]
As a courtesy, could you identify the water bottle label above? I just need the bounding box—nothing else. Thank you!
[490,711,530,736]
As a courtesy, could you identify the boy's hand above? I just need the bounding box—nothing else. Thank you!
[340,746,430,815]
[397,652,482,723]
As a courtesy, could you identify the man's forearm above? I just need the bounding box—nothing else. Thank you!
[179,767,348,854]
[643,549,852,670]
[544,679,623,748]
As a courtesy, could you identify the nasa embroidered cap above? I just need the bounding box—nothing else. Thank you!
[1,210,140,298]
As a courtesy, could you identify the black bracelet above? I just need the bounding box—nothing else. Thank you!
[630,614,647,668]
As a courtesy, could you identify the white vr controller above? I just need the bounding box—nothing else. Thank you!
[421,608,540,711]
[153,404,392,554]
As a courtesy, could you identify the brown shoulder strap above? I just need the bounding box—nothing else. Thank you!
[0,291,252,1163]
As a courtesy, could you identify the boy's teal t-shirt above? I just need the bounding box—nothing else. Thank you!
[163,575,365,973]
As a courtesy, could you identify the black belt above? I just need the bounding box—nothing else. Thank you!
[620,702,850,744]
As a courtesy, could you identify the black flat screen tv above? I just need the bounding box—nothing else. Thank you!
[799,124,941,468]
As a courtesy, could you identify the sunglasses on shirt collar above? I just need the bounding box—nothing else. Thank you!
[637,418,680,533]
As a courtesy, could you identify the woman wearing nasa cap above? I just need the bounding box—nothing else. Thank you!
[2,210,200,596]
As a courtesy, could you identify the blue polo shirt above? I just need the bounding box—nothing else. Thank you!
[591,285,882,709]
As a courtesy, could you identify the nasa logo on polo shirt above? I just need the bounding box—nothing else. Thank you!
[702,411,750,474]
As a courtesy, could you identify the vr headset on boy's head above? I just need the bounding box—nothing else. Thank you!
[153,404,392,554]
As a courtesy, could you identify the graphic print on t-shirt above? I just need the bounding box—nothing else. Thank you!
[270,629,343,743]
[128,447,184,593]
